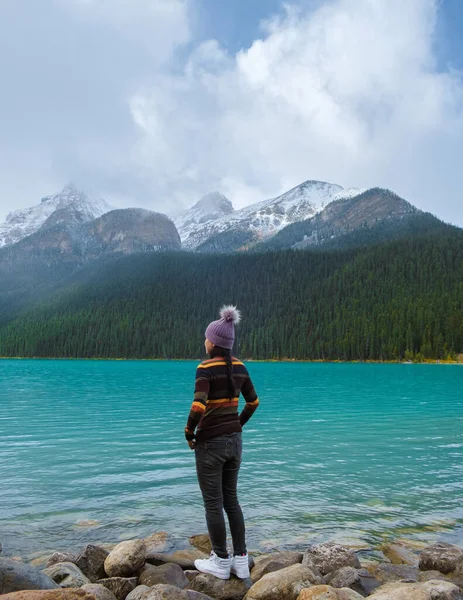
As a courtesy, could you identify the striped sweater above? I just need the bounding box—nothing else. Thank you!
[185,353,259,442]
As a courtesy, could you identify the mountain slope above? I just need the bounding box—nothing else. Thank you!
[260,188,427,251]
[1,231,462,361]
[182,180,363,251]
[0,208,181,308]
[0,184,111,247]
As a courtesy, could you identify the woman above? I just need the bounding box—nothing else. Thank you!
[185,305,259,580]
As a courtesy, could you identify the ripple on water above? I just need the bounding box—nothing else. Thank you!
[0,360,462,555]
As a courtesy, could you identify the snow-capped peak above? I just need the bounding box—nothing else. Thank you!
[181,180,361,249]
[173,191,234,241]
[0,184,112,248]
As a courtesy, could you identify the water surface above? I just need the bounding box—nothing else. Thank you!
[0,359,462,557]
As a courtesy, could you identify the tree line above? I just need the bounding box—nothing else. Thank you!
[0,231,462,361]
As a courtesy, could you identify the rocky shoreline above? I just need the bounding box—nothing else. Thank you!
[1,533,463,600]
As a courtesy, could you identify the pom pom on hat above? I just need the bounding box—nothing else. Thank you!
[220,305,241,325]
[205,304,241,349]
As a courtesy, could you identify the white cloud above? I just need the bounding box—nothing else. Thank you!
[130,0,463,224]
[0,0,462,227]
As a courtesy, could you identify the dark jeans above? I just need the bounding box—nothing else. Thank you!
[195,432,246,558]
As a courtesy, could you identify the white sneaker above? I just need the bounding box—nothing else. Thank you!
[194,551,231,579]
[230,553,250,579]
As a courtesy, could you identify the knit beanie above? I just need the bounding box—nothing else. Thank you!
[205,305,241,350]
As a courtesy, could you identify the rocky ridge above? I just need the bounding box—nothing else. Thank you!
[1,534,462,600]
[0,185,111,248]
[176,181,365,251]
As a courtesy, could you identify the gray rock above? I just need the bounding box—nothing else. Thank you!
[421,579,463,599]
[147,550,208,570]
[0,590,96,600]
[337,589,366,600]
[368,581,430,599]
[81,583,118,600]
[369,578,463,599]
[189,572,251,600]
[46,553,78,568]
[184,570,201,583]
[42,562,90,588]
[142,584,215,600]
[251,552,303,583]
[419,543,463,575]
[96,577,138,600]
[325,566,380,595]
[0,557,59,594]
[302,543,361,576]
[138,563,188,588]
[104,540,146,578]
[371,562,419,584]
[125,585,150,600]
[244,563,322,600]
[76,544,110,582]
[419,570,450,583]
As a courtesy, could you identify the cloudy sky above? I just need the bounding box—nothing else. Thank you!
[1,0,462,225]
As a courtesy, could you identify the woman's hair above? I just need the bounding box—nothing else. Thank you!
[222,347,235,400]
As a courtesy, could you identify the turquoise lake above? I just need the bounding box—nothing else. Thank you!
[1,359,462,558]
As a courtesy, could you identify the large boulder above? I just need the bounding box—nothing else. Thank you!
[325,566,380,595]
[419,570,450,583]
[296,586,338,599]
[76,545,110,582]
[244,563,322,600]
[81,583,118,600]
[46,553,78,568]
[104,541,146,578]
[140,584,215,599]
[189,535,212,555]
[336,590,365,600]
[42,562,90,588]
[251,553,303,583]
[188,573,251,600]
[421,579,463,598]
[96,577,138,600]
[419,543,463,575]
[370,562,419,584]
[138,563,188,588]
[296,587,364,599]
[0,590,95,600]
[125,585,150,600]
[369,582,429,600]
[369,579,462,599]
[302,544,360,576]
[0,558,59,594]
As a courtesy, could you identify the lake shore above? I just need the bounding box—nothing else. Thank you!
[1,356,462,364]
[1,531,463,600]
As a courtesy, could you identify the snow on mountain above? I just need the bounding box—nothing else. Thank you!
[173,191,233,242]
[182,180,364,250]
[0,184,112,247]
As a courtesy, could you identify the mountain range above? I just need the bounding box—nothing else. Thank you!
[0,179,455,264]
[1,179,462,361]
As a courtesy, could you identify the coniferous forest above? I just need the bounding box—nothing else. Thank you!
[0,230,462,362]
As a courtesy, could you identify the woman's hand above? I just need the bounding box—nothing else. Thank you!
[188,440,196,450]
